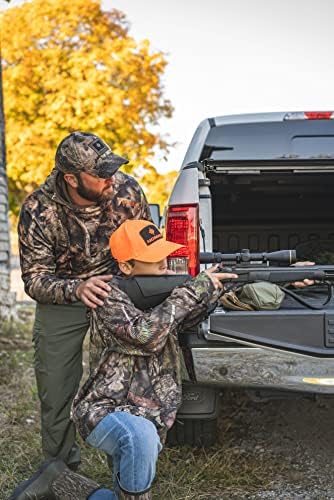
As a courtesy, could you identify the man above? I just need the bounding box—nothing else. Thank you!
[11,219,237,500]
[18,131,152,469]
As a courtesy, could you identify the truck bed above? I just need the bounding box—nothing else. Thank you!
[212,224,334,263]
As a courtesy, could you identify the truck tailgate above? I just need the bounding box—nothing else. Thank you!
[208,308,334,356]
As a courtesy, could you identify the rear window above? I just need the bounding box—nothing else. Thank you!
[204,121,334,161]
[291,136,334,155]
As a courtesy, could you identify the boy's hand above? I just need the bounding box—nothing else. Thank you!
[76,275,113,308]
[204,265,238,290]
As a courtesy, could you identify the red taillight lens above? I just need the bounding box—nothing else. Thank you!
[166,204,199,276]
[304,112,334,120]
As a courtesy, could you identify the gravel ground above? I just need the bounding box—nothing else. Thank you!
[220,390,334,499]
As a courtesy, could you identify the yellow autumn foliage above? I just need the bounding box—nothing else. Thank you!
[1,0,176,216]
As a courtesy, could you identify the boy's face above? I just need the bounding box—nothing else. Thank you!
[119,258,169,276]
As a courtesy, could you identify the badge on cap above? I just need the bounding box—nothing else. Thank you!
[88,139,109,155]
[139,225,163,246]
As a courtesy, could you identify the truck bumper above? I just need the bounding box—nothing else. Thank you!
[191,337,334,394]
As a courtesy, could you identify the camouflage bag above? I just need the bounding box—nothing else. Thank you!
[220,282,285,311]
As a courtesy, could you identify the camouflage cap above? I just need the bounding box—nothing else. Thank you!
[55,131,129,178]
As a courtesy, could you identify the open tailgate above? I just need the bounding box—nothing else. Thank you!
[208,308,334,356]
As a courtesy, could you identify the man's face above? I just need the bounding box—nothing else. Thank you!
[75,171,115,203]
[127,258,169,276]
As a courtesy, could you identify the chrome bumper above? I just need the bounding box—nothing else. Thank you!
[192,334,334,393]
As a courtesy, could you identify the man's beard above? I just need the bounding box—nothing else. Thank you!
[76,175,111,203]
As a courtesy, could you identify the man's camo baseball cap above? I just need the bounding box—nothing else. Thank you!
[55,131,129,178]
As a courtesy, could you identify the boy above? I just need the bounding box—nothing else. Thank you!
[11,219,236,500]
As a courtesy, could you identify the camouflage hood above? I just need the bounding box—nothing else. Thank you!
[40,168,76,208]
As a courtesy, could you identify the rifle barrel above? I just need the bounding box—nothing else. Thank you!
[217,266,334,283]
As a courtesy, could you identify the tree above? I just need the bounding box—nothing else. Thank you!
[0,38,15,321]
[1,0,174,216]
[141,166,178,211]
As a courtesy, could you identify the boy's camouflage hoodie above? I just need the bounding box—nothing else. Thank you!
[18,169,151,304]
[72,272,218,442]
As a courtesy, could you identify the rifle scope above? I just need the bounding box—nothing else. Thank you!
[199,249,297,265]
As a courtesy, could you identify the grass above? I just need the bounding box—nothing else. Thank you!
[0,315,285,500]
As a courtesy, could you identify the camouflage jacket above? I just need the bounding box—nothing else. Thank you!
[18,169,151,304]
[71,272,217,441]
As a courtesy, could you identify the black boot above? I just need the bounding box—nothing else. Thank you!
[9,459,100,500]
[116,473,152,500]
[118,488,152,500]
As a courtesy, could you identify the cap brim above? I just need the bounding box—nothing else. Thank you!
[133,239,185,262]
[93,153,129,178]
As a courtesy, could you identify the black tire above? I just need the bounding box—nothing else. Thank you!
[166,418,217,448]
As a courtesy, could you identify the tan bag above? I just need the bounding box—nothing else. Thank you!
[220,282,285,311]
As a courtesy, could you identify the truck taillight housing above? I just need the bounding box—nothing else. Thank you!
[284,111,334,120]
[166,204,199,276]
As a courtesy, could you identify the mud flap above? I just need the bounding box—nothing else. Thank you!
[177,383,221,420]
[167,384,222,447]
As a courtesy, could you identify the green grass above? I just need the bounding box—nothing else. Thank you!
[0,319,284,500]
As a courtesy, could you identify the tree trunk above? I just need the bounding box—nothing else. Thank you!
[0,47,15,322]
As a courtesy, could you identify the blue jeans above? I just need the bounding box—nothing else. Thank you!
[86,412,162,499]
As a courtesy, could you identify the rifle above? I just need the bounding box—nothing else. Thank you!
[115,249,334,310]
[199,249,334,284]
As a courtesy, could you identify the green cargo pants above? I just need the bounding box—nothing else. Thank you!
[33,301,89,466]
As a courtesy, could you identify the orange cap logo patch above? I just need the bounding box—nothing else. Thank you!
[140,225,163,246]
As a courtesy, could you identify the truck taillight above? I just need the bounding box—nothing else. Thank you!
[284,111,334,120]
[166,204,199,276]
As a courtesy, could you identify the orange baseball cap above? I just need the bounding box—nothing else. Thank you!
[110,219,184,262]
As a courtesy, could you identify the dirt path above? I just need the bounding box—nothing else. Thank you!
[220,391,334,499]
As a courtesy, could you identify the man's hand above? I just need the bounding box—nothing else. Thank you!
[291,261,315,288]
[205,265,238,290]
[76,275,114,308]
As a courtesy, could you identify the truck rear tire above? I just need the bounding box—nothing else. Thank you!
[166,418,217,447]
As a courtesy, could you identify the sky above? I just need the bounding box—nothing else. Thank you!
[106,0,334,172]
[2,0,334,173]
